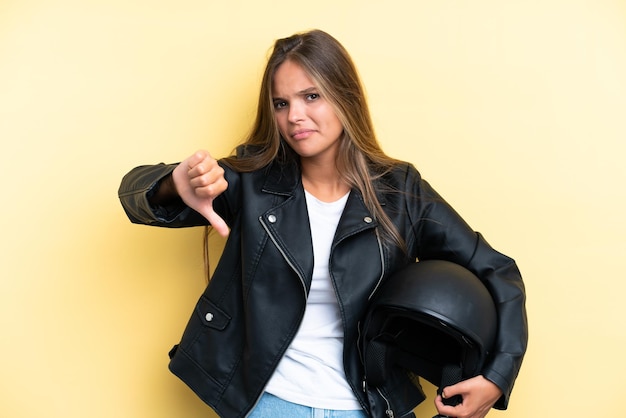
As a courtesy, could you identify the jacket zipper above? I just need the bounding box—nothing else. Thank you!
[366,229,387,301]
[357,229,386,367]
[359,230,397,417]
[362,379,395,418]
[259,216,308,302]
[245,216,309,417]
[376,387,394,418]
[351,229,387,414]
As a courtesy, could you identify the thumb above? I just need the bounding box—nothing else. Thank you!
[201,201,229,237]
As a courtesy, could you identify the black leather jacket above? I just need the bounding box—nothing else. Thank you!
[118,151,527,418]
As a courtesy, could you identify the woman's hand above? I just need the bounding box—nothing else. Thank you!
[434,375,502,418]
[172,150,230,237]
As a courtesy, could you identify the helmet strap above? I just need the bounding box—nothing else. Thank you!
[433,363,463,418]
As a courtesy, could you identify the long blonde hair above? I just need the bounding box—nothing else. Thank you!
[220,29,405,250]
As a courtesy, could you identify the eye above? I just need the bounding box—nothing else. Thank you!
[306,93,320,101]
[273,100,288,110]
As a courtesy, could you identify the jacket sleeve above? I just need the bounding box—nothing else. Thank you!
[404,164,528,410]
[117,163,208,227]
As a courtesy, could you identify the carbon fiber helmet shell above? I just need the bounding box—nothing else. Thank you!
[362,259,498,388]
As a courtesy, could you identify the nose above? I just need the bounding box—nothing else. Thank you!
[288,101,305,123]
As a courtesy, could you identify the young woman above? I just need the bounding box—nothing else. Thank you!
[118,29,527,418]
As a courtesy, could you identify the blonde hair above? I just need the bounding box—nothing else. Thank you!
[221,29,405,250]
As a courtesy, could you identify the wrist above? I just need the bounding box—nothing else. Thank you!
[149,172,179,206]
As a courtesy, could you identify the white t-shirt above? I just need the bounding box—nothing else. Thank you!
[264,190,361,410]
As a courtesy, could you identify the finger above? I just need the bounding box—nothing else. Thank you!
[186,150,210,170]
[434,396,459,418]
[203,205,230,237]
[441,385,462,400]
[187,152,217,178]
[189,165,226,191]
[190,177,228,201]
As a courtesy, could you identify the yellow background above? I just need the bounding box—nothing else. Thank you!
[2,1,625,417]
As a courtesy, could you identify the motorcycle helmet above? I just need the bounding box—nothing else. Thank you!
[361,260,497,402]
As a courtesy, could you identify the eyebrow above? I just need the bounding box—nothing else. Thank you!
[272,87,319,102]
[297,87,318,95]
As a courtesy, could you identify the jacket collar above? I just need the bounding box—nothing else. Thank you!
[261,158,301,196]
[261,158,388,206]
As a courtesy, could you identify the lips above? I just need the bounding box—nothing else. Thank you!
[291,129,316,140]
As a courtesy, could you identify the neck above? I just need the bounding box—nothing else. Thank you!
[301,161,350,202]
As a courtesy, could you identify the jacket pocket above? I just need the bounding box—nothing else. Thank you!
[195,296,231,330]
[173,296,242,392]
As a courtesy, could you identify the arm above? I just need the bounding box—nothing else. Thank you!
[147,171,179,207]
[118,163,202,227]
[118,151,230,236]
[403,165,528,412]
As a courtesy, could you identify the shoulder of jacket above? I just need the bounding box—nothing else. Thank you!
[378,161,422,185]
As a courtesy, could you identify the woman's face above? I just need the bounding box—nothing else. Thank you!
[272,60,344,164]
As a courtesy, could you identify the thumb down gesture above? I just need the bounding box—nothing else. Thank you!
[172,150,230,237]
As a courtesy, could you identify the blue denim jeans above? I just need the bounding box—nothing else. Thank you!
[247,392,369,418]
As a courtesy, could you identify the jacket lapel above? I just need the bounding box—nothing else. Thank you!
[259,160,386,295]
[260,161,314,292]
[334,191,379,244]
